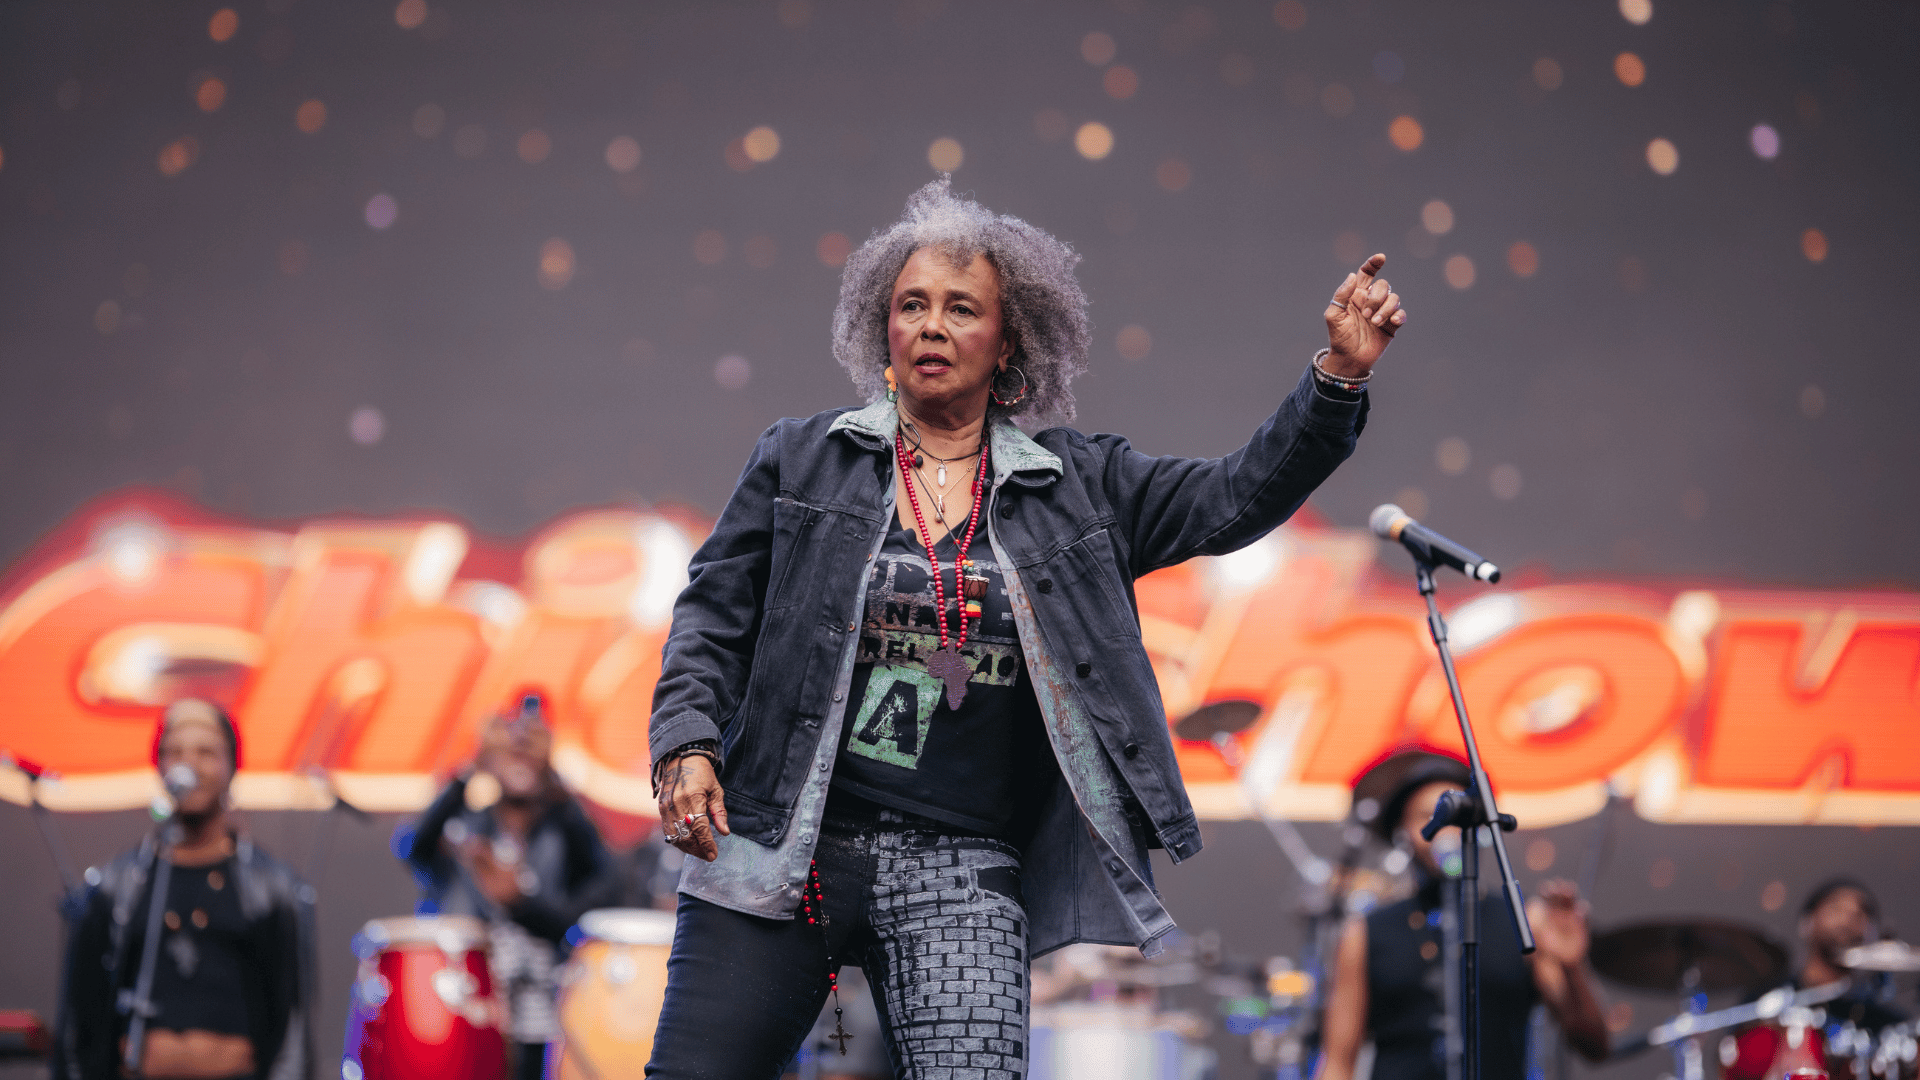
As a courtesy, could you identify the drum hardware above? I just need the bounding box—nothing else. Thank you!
[1590,918,1789,994]
[1844,942,1920,974]
[550,908,676,1080]
[343,916,505,1080]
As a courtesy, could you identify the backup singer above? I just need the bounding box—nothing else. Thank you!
[55,699,316,1080]
[1317,755,1608,1080]
[646,178,1401,1077]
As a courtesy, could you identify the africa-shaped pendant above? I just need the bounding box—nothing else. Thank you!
[925,647,970,710]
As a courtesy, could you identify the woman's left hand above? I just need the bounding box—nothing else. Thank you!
[1323,253,1405,377]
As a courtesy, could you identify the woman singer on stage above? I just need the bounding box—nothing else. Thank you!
[645,179,1403,1077]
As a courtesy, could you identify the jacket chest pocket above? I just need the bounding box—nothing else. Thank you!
[1033,528,1138,644]
[765,497,825,611]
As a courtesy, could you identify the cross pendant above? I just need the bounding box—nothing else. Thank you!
[828,1020,854,1055]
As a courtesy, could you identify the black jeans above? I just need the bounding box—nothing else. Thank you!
[645,794,1029,1079]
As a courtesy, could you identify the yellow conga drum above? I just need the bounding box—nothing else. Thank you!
[552,908,676,1079]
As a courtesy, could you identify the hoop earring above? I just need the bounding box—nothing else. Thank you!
[990,365,1029,407]
[884,367,898,403]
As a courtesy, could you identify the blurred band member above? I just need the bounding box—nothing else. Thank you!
[1723,878,1909,1080]
[1317,756,1608,1080]
[56,699,316,1080]
[403,695,614,1080]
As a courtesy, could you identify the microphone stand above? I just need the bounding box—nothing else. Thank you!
[1408,560,1534,1080]
[123,815,179,1077]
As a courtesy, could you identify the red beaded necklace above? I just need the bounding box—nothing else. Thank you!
[894,426,988,710]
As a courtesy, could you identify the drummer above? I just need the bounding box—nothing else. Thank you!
[1316,754,1609,1080]
[1791,879,1907,1035]
[401,693,616,1080]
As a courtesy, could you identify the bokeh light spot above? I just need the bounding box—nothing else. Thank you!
[1081,30,1116,66]
[195,77,226,113]
[1033,108,1070,142]
[692,229,727,265]
[1619,0,1653,24]
[452,124,486,158]
[1116,325,1152,361]
[1392,486,1428,520]
[517,129,551,164]
[413,103,445,139]
[538,238,574,289]
[1799,385,1826,418]
[1436,437,1471,475]
[1154,157,1191,191]
[1373,50,1405,83]
[1490,464,1523,500]
[777,0,813,28]
[1532,57,1563,91]
[1507,241,1539,277]
[1074,122,1114,160]
[1749,123,1780,160]
[817,232,852,267]
[208,8,239,42]
[1444,254,1476,289]
[394,0,427,30]
[1103,65,1139,100]
[1388,116,1424,151]
[1525,838,1556,872]
[157,136,199,176]
[1614,52,1647,87]
[1272,0,1307,31]
[1645,138,1679,175]
[1761,880,1786,911]
[364,193,398,230]
[1320,83,1355,117]
[714,354,751,391]
[349,407,386,446]
[277,239,308,276]
[1421,200,1454,235]
[605,135,641,173]
[1800,228,1828,262]
[1606,1003,1635,1034]
[744,234,778,269]
[1332,230,1366,265]
[744,126,781,163]
[95,301,122,335]
[927,137,964,172]
[296,99,327,134]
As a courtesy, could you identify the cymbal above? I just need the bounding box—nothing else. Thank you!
[1843,941,1920,973]
[1173,699,1262,742]
[1590,919,1789,994]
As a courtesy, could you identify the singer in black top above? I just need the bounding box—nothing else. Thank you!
[55,699,316,1080]
[1316,755,1607,1080]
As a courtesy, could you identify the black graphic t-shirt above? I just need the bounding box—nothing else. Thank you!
[832,521,1049,837]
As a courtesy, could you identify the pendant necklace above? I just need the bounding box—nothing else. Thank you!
[896,427,989,710]
[900,423,979,490]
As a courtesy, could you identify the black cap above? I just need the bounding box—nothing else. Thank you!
[1360,751,1471,843]
[1801,876,1880,922]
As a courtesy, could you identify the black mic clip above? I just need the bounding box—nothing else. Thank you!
[1420,789,1517,841]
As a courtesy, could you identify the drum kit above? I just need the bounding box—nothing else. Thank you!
[341,909,674,1080]
[1594,919,1919,1080]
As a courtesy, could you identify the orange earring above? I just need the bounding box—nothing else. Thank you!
[884,367,898,402]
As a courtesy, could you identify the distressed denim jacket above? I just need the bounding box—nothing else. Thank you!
[650,364,1366,957]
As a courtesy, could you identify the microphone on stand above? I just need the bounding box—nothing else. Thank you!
[1370,504,1502,583]
[163,763,199,804]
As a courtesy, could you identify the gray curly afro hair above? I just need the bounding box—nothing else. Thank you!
[831,178,1091,427]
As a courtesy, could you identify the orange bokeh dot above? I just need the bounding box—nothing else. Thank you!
[195,77,226,113]
[394,0,428,30]
[1103,65,1139,100]
[1801,228,1828,262]
[1154,157,1191,191]
[208,8,239,42]
[816,232,852,267]
[295,100,327,134]
[1507,241,1539,277]
[1614,52,1646,87]
[1388,116,1424,151]
[517,129,551,164]
[157,136,200,176]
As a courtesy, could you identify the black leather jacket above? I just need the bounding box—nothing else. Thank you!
[55,832,317,1080]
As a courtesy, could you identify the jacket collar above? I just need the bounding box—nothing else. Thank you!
[830,398,1062,485]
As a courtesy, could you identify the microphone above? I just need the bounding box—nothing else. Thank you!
[163,764,199,803]
[1370,504,1502,583]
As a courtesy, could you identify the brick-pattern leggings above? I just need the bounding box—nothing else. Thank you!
[645,794,1029,1079]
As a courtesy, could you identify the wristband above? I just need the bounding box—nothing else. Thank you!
[1311,347,1372,393]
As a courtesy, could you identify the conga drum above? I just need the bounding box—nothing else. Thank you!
[552,908,677,1080]
[343,916,506,1080]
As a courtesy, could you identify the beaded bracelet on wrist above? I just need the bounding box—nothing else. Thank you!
[651,742,721,795]
[1311,347,1372,393]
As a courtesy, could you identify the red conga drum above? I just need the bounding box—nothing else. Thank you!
[343,916,506,1080]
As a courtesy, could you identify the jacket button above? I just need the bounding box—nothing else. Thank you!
[999,502,1014,518]
[1075,662,1091,678]
[1036,578,1053,594]
[1123,742,1140,759]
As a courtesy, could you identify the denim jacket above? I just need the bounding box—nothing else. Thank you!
[650,364,1367,956]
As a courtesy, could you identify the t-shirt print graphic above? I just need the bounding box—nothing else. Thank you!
[845,538,1019,772]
